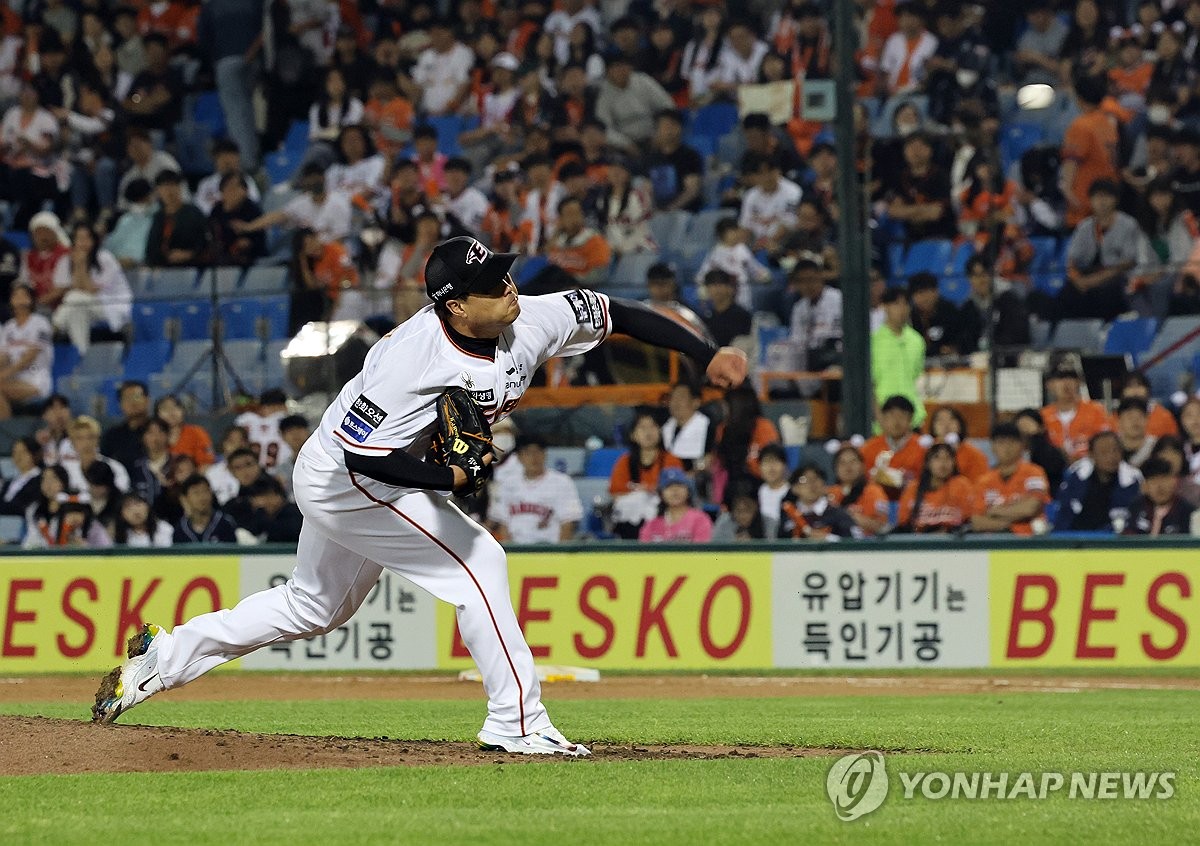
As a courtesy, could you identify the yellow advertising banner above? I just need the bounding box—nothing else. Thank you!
[0,556,240,672]
[436,552,773,669]
[990,550,1199,666]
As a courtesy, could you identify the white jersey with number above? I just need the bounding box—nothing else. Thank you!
[235,410,290,470]
[309,290,611,489]
[489,468,584,544]
[0,313,53,398]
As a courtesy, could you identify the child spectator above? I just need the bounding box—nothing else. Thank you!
[897,443,976,533]
[1123,457,1194,536]
[971,422,1052,535]
[756,443,791,528]
[1053,431,1141,533]
[112,491,174,547]
[828,445,890,536]
[778,463,859,540]
[696,218,772,310]
[639,467,713,542]
[609,409,684,540]
[712,478,772,541]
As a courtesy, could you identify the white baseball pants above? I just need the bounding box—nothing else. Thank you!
[155,447,550,737]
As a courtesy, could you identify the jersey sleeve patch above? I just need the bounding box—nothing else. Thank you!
[563,289,604,330]
[341,393,389,443]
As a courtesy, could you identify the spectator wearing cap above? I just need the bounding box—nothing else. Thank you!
[599,156,656,256]
[1115,397,1157,469]
[237,163,353,245]
[1110,372,1179,438]
[1123,457,1195,536]
[409,18,474,116]
[908,272,961,357]
[1062,179,1151,321]
[104,180,156,269]
[787,259,843,394]
[778,463,859,540]
[596,54,676,154]
[956,256,1031,354]
[146,170,208,267]
[460,52,522,174]
[700,270,753,348]
[541,196,611,288]
[194,138,261,216]
[197,0,264,172]
[1052,431,1141,533]
[1015,0,1068,87]
[441,157,490,235]
[1061,74,1119,228]
[488,434,583,544]
[861,395,927,500]
[1171,130,1200,218]
[208,172,266,265]
[696,218,771,310]
[641,109,704,212]
[739,152,803,252]
[123,32,183,134]
[971,422,1052,535]
[639,466,713,542]
[116,128,185,211]
[1040,363,1109,462]
[878,2,938,96]
[871,288,927,428]
[886,132,956,243]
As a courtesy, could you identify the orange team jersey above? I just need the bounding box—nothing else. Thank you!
[951,440,990,482]
[972,461,1050,536]
[1062,110,1119,226]
[860,434,927,496]
[171,424,215,468]
[828,481,890,533]
[545,232,612,277]
[363,96,414,160]
[608,451,684,495]
[1109,63,1154,97]
[1108,403,1179,439]
[314,242,360,303]
[1041,400,1110,460]
[898,476,977,532]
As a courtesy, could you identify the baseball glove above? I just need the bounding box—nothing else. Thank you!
[428,386,494,495]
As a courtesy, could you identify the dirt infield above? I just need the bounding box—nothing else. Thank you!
[2,673,1197,775]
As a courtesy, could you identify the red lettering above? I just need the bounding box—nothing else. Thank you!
[56,579,98,659]
[1076,574,1124,659]
[450,622,470,658]
[2,579,42,657]
[1006,574,1057,658]
[1143,573,1190,661]
[115,578,161,657]
[174,578,222,626]
[517,577,557,659]
[699,576,751,659]
[637,576,685,658]
[574,576,617,659]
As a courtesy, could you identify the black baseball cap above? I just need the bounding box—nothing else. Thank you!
[425,237,518,304]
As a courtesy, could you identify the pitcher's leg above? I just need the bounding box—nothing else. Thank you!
[157,521,383,687]
[338,482,548,736]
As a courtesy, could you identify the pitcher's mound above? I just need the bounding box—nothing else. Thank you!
[0,716,831,775]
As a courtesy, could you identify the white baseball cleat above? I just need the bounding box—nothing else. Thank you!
[477,726,592,757]
[91,624,169,724]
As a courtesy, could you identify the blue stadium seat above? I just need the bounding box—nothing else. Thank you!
[124,340,172,381]
[611,252,661,287]
[1000,123,1046,171]
[545,446,586,476]
[689,102,740,140]
[1144,316,1200,397]
[1049,318,1105,353]
[241,265,289,294]
[149,267,199,297]
[131,301,176,342]
[172,120,214,177]
[76,341,124,377]
[6,231,30,251]
[259,295,290,340]
[127,268,155,298]
[424,115,463,156]
[1029,236,1062,273]
[903,239,954,278]
[783,444,802,470]
[939,275,970,305]
[219,299,261,340]
[952,242,976,275]
[684,132,716,159]
[223,339,264,373]
[0,514,23,544]
[584,447,624,478]
[516,255,549,285]
[264,121,310,185]
[1103,317,1158,365]
[649,211,691,258]
[1032,271,1064,297]
[887,242,907,284]
[191,91,226,137]
[177,301,214,340]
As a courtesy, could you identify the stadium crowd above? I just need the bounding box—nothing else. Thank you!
[2,0,1200,547]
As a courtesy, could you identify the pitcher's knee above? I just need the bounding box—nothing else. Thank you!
[284,581,342,635]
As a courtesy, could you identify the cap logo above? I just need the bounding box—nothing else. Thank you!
[465,240,491,266]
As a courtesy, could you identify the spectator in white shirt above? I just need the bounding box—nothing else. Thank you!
[409,19,474,116]
[711,19,769,99]
[115,128,185,211]
[788,259,843,395]
[682,6,727,106]
[308,66,365,146]
[696,217,772,310]
[0,285,53,418]
[460,51,522,175]
[325,124,386,206]
[441,157,489,234]
[0,83,62,229]
[488,435,583,544]
[739,152,803,251]
[879,2,939,96]
[757,443,791,526]
[661,382,711,467]
[194,138,261,215]
[50,223,132,354]
[543,0,603,67]
[237,163,353,244]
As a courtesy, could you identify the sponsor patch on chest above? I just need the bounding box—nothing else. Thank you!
[340,394,388,442]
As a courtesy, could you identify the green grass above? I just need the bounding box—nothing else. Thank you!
[1,689,1197,845]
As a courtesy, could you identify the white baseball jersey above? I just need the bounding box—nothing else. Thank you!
[312,290,612,484]
[0,313,53,397]
[235,410,291,469]
[489,468,584,543]
[739,178,803,243]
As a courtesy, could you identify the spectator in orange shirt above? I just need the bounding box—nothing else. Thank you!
[541,196,612,287]
[480,170,523,253]
[927,406,989,482]
[861,395,927,500]
[155,395,214,469]
[1060,74,1119,227]
[971,422,1051,535]
[363,73,414,162]
[898,443,977,533]
[1110,372,1179,438]
[289,227,359,334]
[609,408,685,539]
[828,444,890,536]
[1040,362,1110,461]
[1108,31,1153,107]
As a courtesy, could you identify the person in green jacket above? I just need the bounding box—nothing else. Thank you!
[871,287,927,428]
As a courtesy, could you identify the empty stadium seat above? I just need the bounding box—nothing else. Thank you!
[76,341,125,377]
[0,514,22,544]
[131,301,176,342]
[584,447,624,478]
[127,268,155,297]
[903,239,954,278]
[951,242,976,275]
[1029,237,1063,273]
[177,301,214,340]
[1103,317,1158,365]
[545,446,586,476]
[241,265,290,294]
[1000,123,1046,171]
[649,211,691,257]
[51,343,80,382]
[191,90,226,137]
[611,252,661,287]
[149,267,199,297]
[219,299,261,340]
[124,340,172,381]
[689,102,739,141]
[515,255,549,285]
[259,296,290,340]
[1050,319,1105,353]
[424,115,464,156]
[213,266,244,295]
